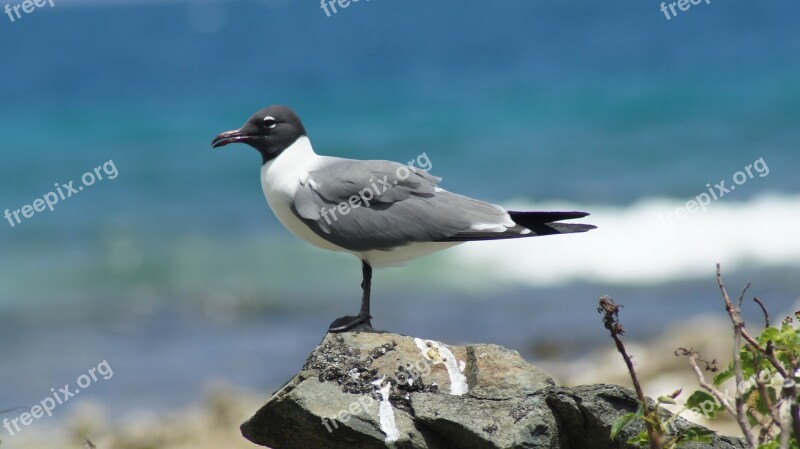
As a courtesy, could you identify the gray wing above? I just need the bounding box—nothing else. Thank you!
[291,159,511,252]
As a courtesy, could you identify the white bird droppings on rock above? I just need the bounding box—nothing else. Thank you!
[414,338,468,395]
[371,377,400,443]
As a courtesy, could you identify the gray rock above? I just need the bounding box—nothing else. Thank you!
[241,332,746,449]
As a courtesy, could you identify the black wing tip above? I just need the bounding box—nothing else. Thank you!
[570,223,597,232]
[564,210,590,219]
[506,211,596,237]
[508,210,590,220]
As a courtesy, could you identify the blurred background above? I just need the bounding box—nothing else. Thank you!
[1,0,798,447]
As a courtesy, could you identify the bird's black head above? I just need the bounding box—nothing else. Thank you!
[211,105,307,164]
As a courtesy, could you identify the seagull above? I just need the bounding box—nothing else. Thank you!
[212,105,596,332]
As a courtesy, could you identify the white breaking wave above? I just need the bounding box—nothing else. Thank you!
[448,193,800,287]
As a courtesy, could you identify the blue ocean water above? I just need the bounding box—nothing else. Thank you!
[0,0,799,418]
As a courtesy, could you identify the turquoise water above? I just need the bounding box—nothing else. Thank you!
[1,0,799,416]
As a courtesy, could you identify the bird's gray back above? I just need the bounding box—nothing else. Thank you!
[291,159,509,252]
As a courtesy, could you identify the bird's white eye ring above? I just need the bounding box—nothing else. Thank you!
[263,116,277,129]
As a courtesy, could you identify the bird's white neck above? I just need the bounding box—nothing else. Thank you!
[263,135,318,175]
[261,136,320,197]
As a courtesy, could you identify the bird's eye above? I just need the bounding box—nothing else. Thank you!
[263,116,277,129]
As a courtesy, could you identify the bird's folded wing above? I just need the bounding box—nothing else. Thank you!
[290,159,511,252]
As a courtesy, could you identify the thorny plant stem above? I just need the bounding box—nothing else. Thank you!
[716,264,758,448]
[599,297,661,449]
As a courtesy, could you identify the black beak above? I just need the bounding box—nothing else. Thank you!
[211,129,253,148]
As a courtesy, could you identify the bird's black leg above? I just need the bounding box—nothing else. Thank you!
[358,261,372,324]
[328,261,374,332]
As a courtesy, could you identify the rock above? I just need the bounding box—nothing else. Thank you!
[241,332,746,449]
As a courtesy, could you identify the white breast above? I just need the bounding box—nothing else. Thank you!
[260,137,344,253]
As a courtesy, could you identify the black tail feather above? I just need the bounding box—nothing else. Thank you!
[437,210,596,242]
[508,210,595,236]
[508,210,589,225]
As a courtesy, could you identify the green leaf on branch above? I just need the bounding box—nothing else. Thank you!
[611,412,638,440]
[679,426,715,444]
[756,327,779,346]
[626,430,651,447]
[685,391,722,419]
[713,363,735,386]
[658,395,677,405]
